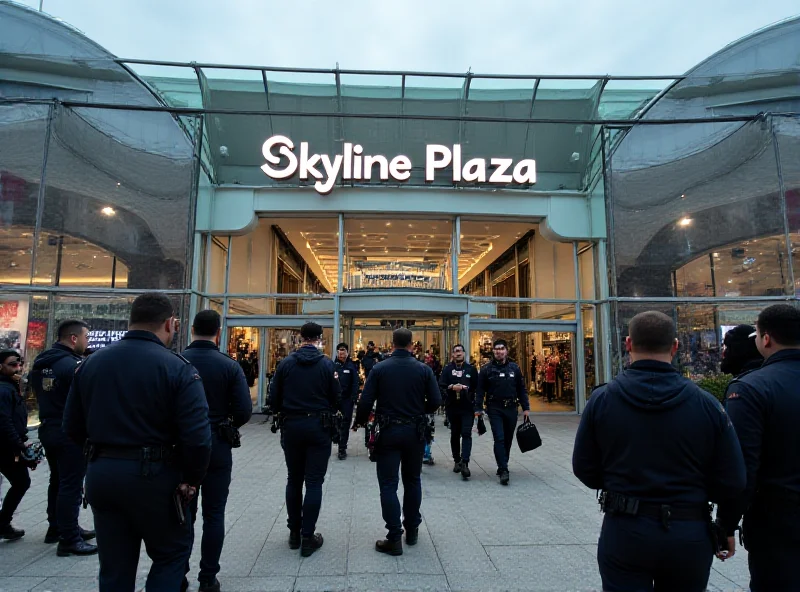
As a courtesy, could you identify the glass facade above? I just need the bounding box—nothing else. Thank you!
[2,2,800,418]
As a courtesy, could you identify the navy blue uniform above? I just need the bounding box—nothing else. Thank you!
[334,357,358,454]
[355,349,442,541]
[361,350,382,379]
[63,331,211,592]
[269,345,341,537]
[181,340,252,588]
[29,343,86,544]
[475,359,529,471]
[0,374,30,531]
[573,360,746,592]
[439,361,478,465]
[717,349,800,591]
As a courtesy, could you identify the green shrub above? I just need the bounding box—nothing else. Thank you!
[695,374,734,403]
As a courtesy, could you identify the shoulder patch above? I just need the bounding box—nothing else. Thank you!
[727,391,740,400]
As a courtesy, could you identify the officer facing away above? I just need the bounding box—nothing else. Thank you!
[29,319,97,555]
[475,339,529,486]
[333,343,358,460]
[268,322,341,557]
[438,344,478,480]
[716,304,800,591]
[354,328,442,556]
[572,311,746,592]
[63,292,211,592]
[0,349,31,541]
[182,310,252,592]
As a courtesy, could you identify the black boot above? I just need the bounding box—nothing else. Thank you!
[461,462,471,480]
[499,469,510,486]
[289,530,301,550]
[57,539,99,557]
[405,528,419,546]
[199,578,221,592]
[0,524,25,541]
[338,450,347,460]
[375,538,403,556]
[80,527,96,541]
[300,533,324,557]
[452,460,462,473]
[44,526,59,544]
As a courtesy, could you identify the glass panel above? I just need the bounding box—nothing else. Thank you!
[598,80,670,120]
[469,329,576,412]
[227,296,334,316]
[578,243,596,300]
[775,117,800,294]
[469,301,576,321]
[344,217,452,291]
[264,327,334,375]
[611,120,787,297]
[53,294,133,351]
[209,236,228,294]
[350,318,445,371]
[201,68,267,111]
[0,104,49,285]
[130,64,203,109]
[226,326,261,408]
[34,107,197,289]
[533,231,576,299]
[583,305,596,398]
[459,220,535,294]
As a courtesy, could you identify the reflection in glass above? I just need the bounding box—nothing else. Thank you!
[226,326,261,407]
[345,218,451,291]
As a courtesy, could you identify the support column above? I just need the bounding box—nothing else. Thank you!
[574,242,586,414]
[333,214,344,348]
[597,239,612,383]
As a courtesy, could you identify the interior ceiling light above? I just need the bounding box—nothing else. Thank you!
[679,217,692,227]
[101,207,116,216]
[385,222,392,227]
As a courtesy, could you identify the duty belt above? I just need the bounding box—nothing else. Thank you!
[92,444,173,462]
[599,491,707,530]
[489,398,517,408]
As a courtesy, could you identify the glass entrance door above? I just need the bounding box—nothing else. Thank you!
[470,329,577,413]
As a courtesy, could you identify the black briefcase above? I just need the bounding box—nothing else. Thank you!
[516,417,542,453]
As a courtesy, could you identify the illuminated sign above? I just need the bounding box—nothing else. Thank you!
[260,136,536,195]
[88,330,126,349]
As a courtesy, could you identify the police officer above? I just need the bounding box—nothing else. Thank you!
[716,304,800,590]
[63,292,211,592]
[182,310,252,592]
[354,328,441,556]
[29,319,97,555]
[268,322,340,557]
[0,349,31,540]
[361,341,382,380]
[475,339,529,486]
[572,311,746,592]
[333,343,358,461]
[438,344,477,480]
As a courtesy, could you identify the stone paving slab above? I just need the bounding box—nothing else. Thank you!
[0,414,751,591]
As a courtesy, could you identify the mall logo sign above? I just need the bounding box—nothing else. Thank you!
[260,135,536,195]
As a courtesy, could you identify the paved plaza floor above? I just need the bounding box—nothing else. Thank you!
[0,414,751,591]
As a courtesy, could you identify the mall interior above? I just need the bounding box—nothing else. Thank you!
[1,2,800,422]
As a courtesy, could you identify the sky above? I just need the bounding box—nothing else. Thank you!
[13,0,800,76]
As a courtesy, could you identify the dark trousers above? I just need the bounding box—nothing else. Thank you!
[487,404,518,470]
[447,410,473,463]
[339,398,354,452]
[188,433,232,585]
[598,514,713,592]
[86,457,192,592]
[281,416,331,537]
[39,420,86,544]
[742,504,800,591]
[0,453,30,528]
[375,424,425,541]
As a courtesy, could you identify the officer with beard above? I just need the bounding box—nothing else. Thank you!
[438,344,477,480]
[333,343,358,460]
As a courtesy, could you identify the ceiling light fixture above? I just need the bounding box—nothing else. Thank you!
[679,217,692,227]
[101,207,116,216]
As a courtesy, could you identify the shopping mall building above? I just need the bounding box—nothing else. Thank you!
[1,2,799,419]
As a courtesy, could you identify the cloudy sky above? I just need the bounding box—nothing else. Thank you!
[14,0,800,75]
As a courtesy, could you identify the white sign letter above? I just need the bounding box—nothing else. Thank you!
[462,158,487,183]
[317,154,343,194]
[260,135,298,179]
[299,142,323,180]
[389,155,412,181]
[363,155,389,180]
[489,158,513,183]
[426,145,451,182]
[512,159,537,184]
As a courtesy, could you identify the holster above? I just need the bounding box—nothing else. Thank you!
[709,517,730,555]
[216,421,242,448]
[83,441,97,462]
[270,413,283,434]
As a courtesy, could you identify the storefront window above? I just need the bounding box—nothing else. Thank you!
[227,326,261,408]
[0,104,49,286]
[578,243,596,300]
[344,218,452,291]
[775,117,800,294]
[459,220,536,295]
[208,236,228,294]
[582,305,596,397]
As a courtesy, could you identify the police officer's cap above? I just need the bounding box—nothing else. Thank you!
[300,322,323,340]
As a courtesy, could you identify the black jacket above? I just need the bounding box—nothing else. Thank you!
[361,350,382,376]
[182,340,252,428]
[63,330,211,486]
[475,359,529,411]
[29,343,82,423]
[438,361,478,412]
[355,349,442,425]
[572,360,746,506]
[268,345,341,414]
[0,375,27,454]
[334,358,359,400]
[718,349,800,534]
